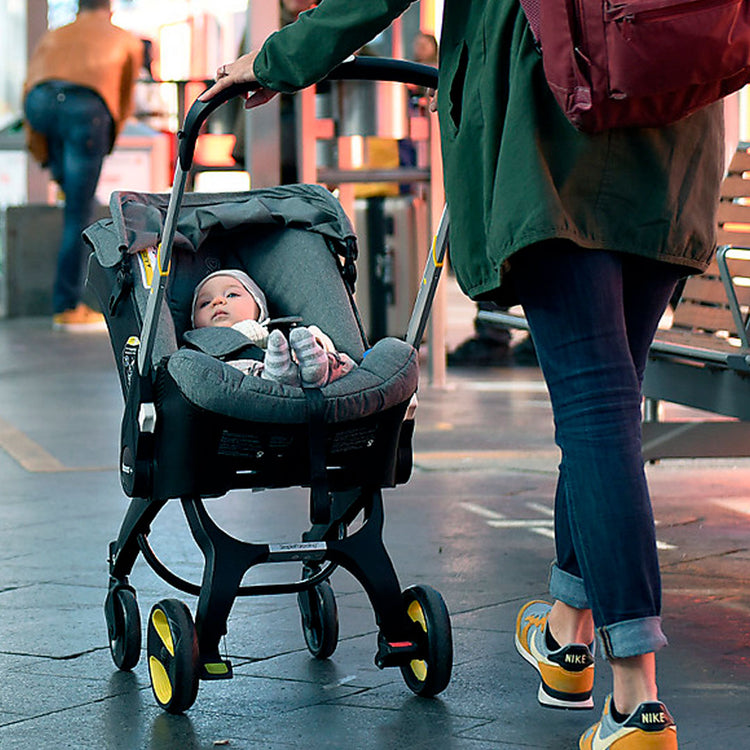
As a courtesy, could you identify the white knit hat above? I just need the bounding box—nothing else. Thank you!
[191,269,269,326]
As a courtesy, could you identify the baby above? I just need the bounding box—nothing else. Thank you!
[191,269,356,387]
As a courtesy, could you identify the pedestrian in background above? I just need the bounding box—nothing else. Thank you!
[23,0,142,331]
[200,1,723,747]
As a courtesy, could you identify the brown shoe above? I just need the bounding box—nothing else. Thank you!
[52,303,107,332]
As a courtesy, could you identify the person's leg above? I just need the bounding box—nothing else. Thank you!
[52,90,112,313]
[23,85,63,184]
[512,241,681,710]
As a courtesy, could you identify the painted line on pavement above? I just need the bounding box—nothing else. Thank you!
[461,500,678,549]
[712,498,750,516]
[0,416,110,473]
[456,380,549,393]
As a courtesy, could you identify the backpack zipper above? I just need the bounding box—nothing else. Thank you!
[607,0,739,24]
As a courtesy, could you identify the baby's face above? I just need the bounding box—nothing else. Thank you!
[194,275,260,328]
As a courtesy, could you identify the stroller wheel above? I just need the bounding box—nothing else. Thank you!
[146,599,199,713]
[298,580,339,659]
[105,586,141,671]
[399,585,453,697]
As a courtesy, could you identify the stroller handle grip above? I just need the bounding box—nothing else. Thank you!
[179,57,439,170]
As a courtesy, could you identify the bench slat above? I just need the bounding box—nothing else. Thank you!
[672,301,738,334]
[720,174,750,198]
[643,143,750,460]
[717,201,750,223]
[716,228,750,245]
[683,272,750,305]
[727,146,750,173]
[681,275,750,306]
[722,253,750,280]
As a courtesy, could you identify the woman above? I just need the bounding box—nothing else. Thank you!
[201,2,723,747]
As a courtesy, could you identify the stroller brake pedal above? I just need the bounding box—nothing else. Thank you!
[374,636,419,669]
[200,658,233,681]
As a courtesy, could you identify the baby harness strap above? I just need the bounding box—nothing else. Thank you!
[303,387,330,526]
[182,327,263,360]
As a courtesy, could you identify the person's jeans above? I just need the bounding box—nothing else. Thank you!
[509,240,684,659]
[24,83,113,313]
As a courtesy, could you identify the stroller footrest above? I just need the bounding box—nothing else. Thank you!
[374,637,420,669]
[200,658,233,681]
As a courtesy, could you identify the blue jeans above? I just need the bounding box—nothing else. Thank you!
[24,83,113,313]
[509,241,684,659]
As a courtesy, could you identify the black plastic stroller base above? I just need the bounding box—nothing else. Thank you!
[105,484,428,673]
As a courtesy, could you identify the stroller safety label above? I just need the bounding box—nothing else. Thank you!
[268,542,327,562]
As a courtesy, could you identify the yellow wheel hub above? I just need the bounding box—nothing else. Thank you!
[406,599,428,682]
[149,656,173,705]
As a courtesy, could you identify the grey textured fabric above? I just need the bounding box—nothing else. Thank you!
[167,337,418,424]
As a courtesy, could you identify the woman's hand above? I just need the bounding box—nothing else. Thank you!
[199,51,278,109]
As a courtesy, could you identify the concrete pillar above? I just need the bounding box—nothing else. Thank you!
[25,0,50,203]
[240,2,281,187]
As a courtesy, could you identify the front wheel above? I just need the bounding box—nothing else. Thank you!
[399,585,452,697]
[105,586,141,671]
[298,580,339,659]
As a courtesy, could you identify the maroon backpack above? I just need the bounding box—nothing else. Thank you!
[519,0,750,132]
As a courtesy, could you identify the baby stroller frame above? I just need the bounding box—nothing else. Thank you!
[93,58,450,713]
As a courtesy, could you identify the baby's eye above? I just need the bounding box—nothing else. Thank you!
[226,291,239,298]
[198,300,210,309]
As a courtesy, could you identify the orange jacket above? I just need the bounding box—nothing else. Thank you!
[24,10,142,161]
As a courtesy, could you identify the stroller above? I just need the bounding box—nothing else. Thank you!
[87,58,450,714]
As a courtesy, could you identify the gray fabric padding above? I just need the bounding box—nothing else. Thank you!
[166,337,418,424]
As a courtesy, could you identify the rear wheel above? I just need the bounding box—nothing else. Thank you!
[399,585,452,697]
[146,599,199,713]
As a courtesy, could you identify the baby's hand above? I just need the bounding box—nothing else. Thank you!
[232,319,268,347]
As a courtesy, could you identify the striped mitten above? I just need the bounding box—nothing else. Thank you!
[290,326,329,388]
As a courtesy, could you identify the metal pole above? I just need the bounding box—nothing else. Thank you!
[242,1,281,186]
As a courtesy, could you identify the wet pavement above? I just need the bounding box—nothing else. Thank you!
[0,290,748,748]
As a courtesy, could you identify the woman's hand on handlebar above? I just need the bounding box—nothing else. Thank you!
[199,51,278,109]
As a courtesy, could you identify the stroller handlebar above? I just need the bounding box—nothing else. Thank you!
[179,57,439,170]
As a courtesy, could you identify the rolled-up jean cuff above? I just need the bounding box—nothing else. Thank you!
[548,564,590,610]
[597,616,668,659]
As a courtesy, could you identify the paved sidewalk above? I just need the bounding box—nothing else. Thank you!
[0,307,748,749]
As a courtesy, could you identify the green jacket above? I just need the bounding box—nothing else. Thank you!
[254,0,724,304]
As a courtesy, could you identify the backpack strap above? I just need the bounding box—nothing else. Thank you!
[518,0,541,46]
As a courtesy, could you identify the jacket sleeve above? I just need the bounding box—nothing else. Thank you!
[253,0,416,93]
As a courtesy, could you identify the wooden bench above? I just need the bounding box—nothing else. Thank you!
[642,143,750,460]
[475,142,750,461]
